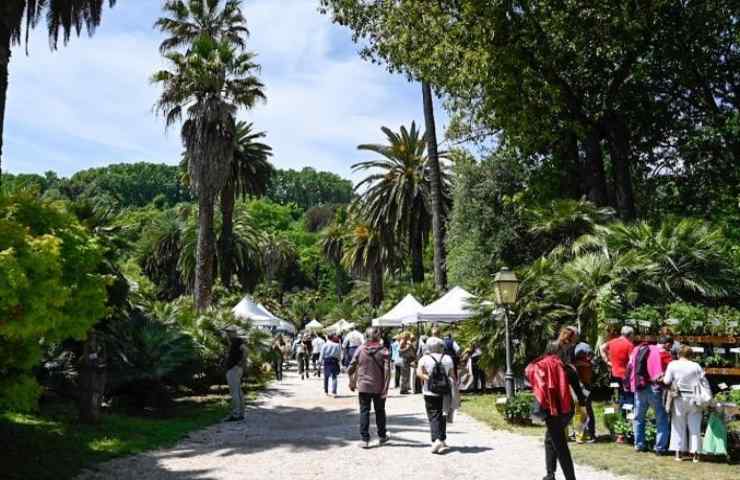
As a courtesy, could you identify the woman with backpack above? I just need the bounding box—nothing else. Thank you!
[417,336,457,454]
[663,345,710,463]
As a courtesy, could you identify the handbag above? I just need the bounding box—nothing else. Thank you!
[692,376,713,409]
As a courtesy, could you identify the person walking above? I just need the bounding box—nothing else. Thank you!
[627,337,670,454]
[399,332,416,394]
[663,345,709,463]
[599,326,635,414]
[348,327,391,448]
[294,333,309,380]
[527,340,578,480]
[468,343,486,393]
[224,331,247,421]
[271,335,285,382]
[312,334,325,377]
[573,342,595,443]
[321,334,342,396]
[343,327,365,368]
[391,335,402,389]
[417,337,457,454]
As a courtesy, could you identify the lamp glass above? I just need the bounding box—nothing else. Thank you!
[493,268,519,305]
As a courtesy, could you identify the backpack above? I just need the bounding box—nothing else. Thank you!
[624,344,651,392]
[427,354,451,395]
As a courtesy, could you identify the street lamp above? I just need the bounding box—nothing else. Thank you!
[493,267,519,400]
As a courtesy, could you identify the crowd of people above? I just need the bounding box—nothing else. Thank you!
[226,321,717,477]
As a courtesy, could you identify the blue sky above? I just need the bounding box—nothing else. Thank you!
[5,0,447,183]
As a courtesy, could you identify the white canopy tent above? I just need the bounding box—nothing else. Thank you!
[305,319,324,331]
[232,296,281,329]
[325,319,354,334]
[410,286,477,325]
[373,294,424,328]
[276,319,296,335]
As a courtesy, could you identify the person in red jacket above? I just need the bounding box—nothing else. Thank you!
[527,340,577,480]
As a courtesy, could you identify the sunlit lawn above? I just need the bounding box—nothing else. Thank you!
[0,386,262,480]
[462,394,739,480]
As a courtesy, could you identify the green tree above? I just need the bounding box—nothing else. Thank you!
[153,36,264,310]
[342,221,389,308]
[0,0,117,184]
[219,121,272,289]
[0,192,108,411]
[266,167,353,210]
[353,122,449,283]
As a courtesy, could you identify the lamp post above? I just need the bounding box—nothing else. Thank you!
[493,267,519,400]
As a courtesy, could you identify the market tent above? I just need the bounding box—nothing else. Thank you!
[305,319,324,331]
[373,294,424,328]
[325,319,354,334]
[232,296,280,329]
[413,286,477,324]
[276,319,296,335]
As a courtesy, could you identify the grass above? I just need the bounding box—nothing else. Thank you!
[0,384,264,480]
[461,394,739,480]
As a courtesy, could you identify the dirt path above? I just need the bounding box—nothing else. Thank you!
[77,370,629,480]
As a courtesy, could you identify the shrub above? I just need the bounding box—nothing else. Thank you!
[496,393,534,424]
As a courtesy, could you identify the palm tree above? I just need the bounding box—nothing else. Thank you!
[259,232,296,285]
[219,121,272,289]
[321,211,350,298]
[153,36,264,310]
[0,0,117,184]
[156,0,248,54]
[342,221,388,308]
[421,81,447,291]
[353,122,449,284]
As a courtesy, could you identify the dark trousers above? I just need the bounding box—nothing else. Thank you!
[545,414,576,480]
[359,392,387,442]
[272,357,283,381]
[424,395,447,442]
[323,359,339,394]
[394,365,401,388]
[585,397,595,438]
[471,360,486,392]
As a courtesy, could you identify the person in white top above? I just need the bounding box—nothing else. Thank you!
[663,345,706,463]
[342,328,365,367]
[417,336,456,454]
[311,334,326,377]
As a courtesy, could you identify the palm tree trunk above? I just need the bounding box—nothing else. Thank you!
[195,192,216,311]
[410,225,424,284]
[370,260,384,308]
[78,330,105,424]
[219,182,235,289]
[422,81,447,291]
[0,23,11,187]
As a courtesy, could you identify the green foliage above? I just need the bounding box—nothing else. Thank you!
[267,167,353,210]
[0,193,108,411]
[667,303,707,336]
[0,375,42,412]
[494,394,534,425]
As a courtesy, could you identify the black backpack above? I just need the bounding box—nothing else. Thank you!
[427,354,451,395]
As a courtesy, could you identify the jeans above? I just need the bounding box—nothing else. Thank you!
[312,354,321,376]
[297,353,309,377]
[359,392,387,442]
[272,356,283,381]
[424,395,447,442]
[634,385,669,452]
[394,364,401,388]
[226,366,244,418]
[618,384,635,418]
[400,361,411,393]
[323,359,339,394]
[545,414,576,480]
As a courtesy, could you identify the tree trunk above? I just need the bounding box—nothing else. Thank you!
[422,81,447,291]
[603,115,636,219]
[582,126,609,207]
[410,224,424,284]
[0,23,11,186]
[195,192,216,310]
[78,330,105,424]
[219,182,235,289]
[370,260,384,308]
[556,131,582,199]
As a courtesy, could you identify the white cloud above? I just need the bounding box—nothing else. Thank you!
[4,0,444,183]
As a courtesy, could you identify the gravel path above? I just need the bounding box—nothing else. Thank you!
[78,370,629,480]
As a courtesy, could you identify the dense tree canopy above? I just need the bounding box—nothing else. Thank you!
[266,167,353,210]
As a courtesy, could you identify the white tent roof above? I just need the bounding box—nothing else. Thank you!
[373,294,424,327]
[305,319,324,331]
[325,319,354,334]
[232,296,281,328]
[276,319,296,335]
[414,286,477,324]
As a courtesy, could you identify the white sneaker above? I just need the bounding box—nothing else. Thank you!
[431,439,443,454]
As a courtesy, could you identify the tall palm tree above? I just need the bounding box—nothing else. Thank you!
[321,212,349,298]
[219,121,272,289]
[421,81,447,291]
[353,122,449,283]
[153,36,264,310]
[0,0,117,184]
